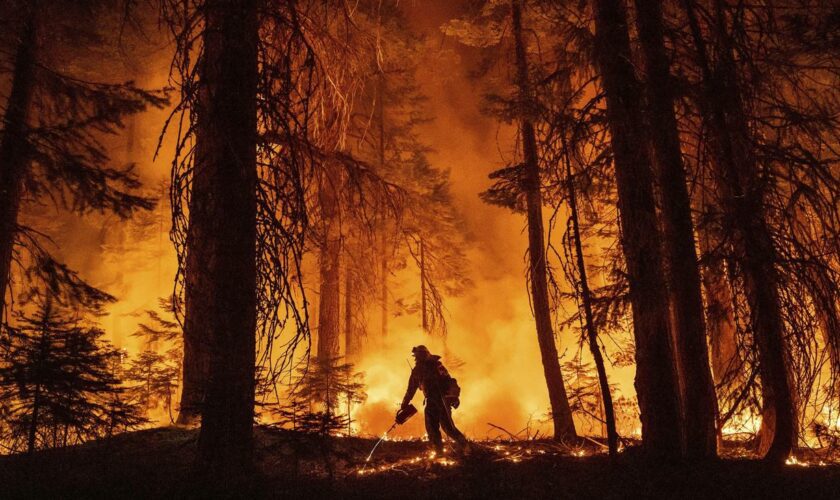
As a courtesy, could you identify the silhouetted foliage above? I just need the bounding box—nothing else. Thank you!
[0,295,144,454]
[0,0,167,325]
[278,357,366,437]
[125,298,181,422]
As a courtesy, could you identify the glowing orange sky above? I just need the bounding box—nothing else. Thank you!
[25,0,639,438]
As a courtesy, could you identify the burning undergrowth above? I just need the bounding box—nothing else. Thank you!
[256,424,609,481]
[258,423,840,481]
[5,426,840,499]
[353,440,596,478]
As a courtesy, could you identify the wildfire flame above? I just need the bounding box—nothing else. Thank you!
[356,440,597,477]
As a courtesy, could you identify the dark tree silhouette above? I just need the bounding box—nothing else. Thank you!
[509,0,576,442]
[279,356,366,436]
[188,0,258,471]
[633,0,718,458]
[561,132,619,456]
[127,303,181,422]
[590,0,682,458]
[0,5,36,320]
[681,0,796,462]
[459,0,579,442]
[125,350,179,422]
[0,0,164,322]
[176,137,213,425]
[0,296,144,454]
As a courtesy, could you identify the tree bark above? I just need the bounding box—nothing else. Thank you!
[344,249,364,362]
[317,176,341,362]
[177,129,212,425]
[0,8,37,321]
[634,0,718,459]
[591,0,682,458]
[698,230,738,386]
[511,0,577,441]
[682,0,796,463]
[562,138,618,456]
[194,0,258,471]
[379,233,389,340]
[420,239,428,334]
[377,70,390,342]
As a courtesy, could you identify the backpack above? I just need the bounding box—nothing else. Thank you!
[433,359,461,408]
[444,376,461,409]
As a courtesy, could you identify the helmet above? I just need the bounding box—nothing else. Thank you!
[411,345,430,357]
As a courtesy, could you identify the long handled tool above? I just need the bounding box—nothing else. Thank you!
[362,403,417,470]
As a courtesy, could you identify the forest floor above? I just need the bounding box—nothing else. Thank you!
[2,426,840,499]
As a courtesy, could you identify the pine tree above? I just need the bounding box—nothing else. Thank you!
[0,296,144,454]
[633,0,718,458]
[125,351,179,421]
[126,303,181,423]
[190,0,258,470]
[590,0,682,458]
[406,158,472,338]
[165,0,379,458]
[510,0,577,442]
[680,0,796,462]
[344,1,471,342]
[163,0,260,469]
[279,357,366,436]
[460,0,578,442]
[0,0,166,320]
[560,133,619,456]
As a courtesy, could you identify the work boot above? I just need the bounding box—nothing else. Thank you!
[457,441,472,456]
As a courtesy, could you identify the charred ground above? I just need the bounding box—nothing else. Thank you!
[2,426,839,499]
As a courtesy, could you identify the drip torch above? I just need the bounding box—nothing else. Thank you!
[362,403,418,470]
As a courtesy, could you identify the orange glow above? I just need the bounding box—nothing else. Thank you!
[16,0,839,468]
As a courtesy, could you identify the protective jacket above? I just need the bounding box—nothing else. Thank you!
[400,354,468,453]
[401,355,450,406]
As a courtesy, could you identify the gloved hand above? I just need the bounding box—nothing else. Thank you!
[395,402,417,424]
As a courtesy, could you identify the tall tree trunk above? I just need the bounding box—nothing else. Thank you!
[420,239,429,334]
[344,249,364,362]
[591,0,682,457]
[344,258,353,360]
[682,0,796,463]
[0,8,37,321]
[177,128,212,425]
[194,0,258,471]
[511,0,577,441]
[379,234,389,340]
[699,229,738,386]
[562,137,618,456]
[317,177,341,362]
[634,0,718,458]
[376,69,389,341]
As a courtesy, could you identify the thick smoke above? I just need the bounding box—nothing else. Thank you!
[52,1,639,436]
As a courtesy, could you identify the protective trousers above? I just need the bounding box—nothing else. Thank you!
[425,397,467,452]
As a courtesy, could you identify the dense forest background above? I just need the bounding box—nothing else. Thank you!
[1,0,839,480]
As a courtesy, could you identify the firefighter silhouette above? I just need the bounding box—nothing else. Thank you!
[400,345,469,454]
